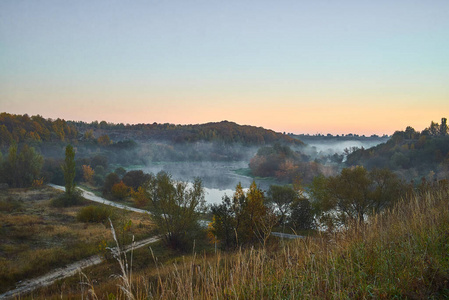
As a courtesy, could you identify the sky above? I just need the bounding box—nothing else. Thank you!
[1,0,448,135]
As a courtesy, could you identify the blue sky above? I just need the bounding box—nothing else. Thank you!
[1,0,448,134]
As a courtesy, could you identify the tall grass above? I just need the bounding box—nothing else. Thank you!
[104,188,448,299]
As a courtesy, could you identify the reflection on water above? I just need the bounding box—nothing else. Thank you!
[139,161,279,204]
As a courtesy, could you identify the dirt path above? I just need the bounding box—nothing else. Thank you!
[48,184,152,215]
[0,236,159,299]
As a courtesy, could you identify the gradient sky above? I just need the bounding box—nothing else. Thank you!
[1,0,448,135]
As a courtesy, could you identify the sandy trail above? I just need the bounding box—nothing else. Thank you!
[0,236,159,299]
[48,184,152,215]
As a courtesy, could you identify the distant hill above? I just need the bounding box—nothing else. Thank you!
[0,113,303,147]
[346,118,449,180]
[70,120,304,146]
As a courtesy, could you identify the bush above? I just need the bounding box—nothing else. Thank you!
[50,190,84,207]
[76,205,111,223]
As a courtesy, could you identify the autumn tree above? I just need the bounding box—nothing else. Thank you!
[210,181,274,249]
[111,181,130,200]
[82,165,95,184]
[97,134,111,146]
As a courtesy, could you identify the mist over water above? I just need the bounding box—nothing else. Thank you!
[135,138,389,205]
[140,161,278,205]
[306,140,386,155]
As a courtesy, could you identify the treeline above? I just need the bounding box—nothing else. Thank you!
[347,118,449,180]
[70,119,303,146]
[1,112,303,151]
[0,113,78,147]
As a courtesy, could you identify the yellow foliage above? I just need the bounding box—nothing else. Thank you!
[32,177,44,188]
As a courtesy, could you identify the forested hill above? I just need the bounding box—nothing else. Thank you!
[0,113,303,147]
[0,113,78,147]
[346,118,449,180]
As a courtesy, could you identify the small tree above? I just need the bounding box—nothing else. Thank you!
[290,198,314,231]
[62,145,76,196]
[210,181,274,249]
[3,144,43,188]
[267,184,298,226]
[111,181,130,200]
[149,172,206,250]
[82,165,95,184]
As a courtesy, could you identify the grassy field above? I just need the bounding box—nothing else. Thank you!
[0,186,153,295]
[5,186,449,299]
[68,188,448,299]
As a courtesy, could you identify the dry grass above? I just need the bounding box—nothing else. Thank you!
[10,187,449,299]
[100,188,448,299]
[0,186,153,295]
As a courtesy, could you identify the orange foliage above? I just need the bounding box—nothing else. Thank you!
[82,165,95,184]
[111,181,130,200]
[131,186,150,208]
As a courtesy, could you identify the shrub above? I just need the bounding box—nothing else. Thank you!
[50,190,84,207]
[76,205,111,223]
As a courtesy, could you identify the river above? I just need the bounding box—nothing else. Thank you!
[139,161,280,205]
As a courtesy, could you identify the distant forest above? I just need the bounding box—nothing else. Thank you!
[0,112,302,147]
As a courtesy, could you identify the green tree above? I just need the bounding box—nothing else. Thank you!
[210,181,274,248]
[103,172,120,197]
[290,198,314,231]
[62,145,76,196]
[2,144,43,188]
[267,184,298,225]
[310,166,405,227]
[440,118,448,136]
[17,145,43,187]
[149,172,206,250]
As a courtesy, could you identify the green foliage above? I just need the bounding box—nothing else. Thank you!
[347,118,449,181]
[103,172,120,197]
[267,184,298,225]
[114,167,126,178]
[149,172,206,250]
[310,166,409,227]
[1,144,43,187]
[289,198,314,231]
[210,181,276,249]
[62,144,76,196]
[76,205,111,223]
[51,189,83,207]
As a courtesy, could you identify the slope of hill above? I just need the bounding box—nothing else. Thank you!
[346,118,449,181]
